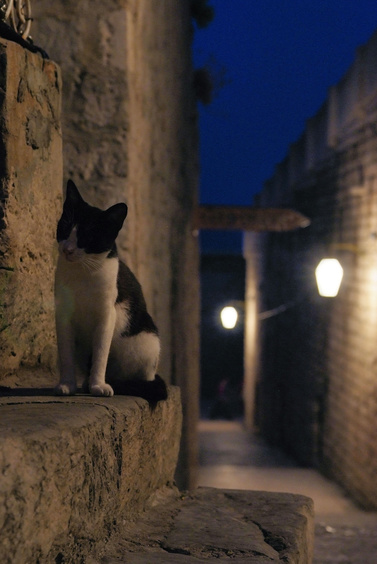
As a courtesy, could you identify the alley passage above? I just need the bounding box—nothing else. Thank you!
[198,420,377,564]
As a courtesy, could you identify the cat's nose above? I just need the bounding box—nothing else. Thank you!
[62,243,75,257]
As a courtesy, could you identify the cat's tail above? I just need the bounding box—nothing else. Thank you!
[110,374,168,405]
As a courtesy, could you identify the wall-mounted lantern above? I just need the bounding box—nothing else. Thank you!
[220,306,239,329]
[315,258,344,297]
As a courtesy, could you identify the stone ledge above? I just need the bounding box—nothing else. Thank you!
[102,487,315,563]
[0,386,182,564]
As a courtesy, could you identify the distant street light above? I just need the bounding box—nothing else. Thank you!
[315,258,344,297]
[220,306,238,329]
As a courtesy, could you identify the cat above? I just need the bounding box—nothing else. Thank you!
[54,179,167,404]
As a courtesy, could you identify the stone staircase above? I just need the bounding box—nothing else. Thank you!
[0,387,181,563]
[0,387,314,563]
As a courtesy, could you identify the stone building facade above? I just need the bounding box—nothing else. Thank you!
[0,1,199,488]
[244,29,377,508]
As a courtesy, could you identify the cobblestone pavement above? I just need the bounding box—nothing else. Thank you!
[198,419,377,564]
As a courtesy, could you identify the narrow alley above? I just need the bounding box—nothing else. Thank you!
[198,420,377,564]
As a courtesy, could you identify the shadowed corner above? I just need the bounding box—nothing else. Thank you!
[109,374,168,410]
[0,386,55,397]
[0,374,168,410]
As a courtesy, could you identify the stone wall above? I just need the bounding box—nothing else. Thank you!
[0,40,62,380]
[32,0,199,488]
[245,28,377,508]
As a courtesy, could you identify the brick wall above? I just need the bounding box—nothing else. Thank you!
[245,29,377,508]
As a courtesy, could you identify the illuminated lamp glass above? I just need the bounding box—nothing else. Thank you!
[315,258,343,297]
[220,306,238,329]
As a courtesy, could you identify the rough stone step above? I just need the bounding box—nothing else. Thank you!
[0,387,182,564]
[0,388,314,563]
[101,487,315,563]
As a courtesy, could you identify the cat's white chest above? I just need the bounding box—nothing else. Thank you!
[56,255,118,333]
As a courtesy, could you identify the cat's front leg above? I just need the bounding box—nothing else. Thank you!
[89,308,116,397]
[55,316,77,395]
[55,381,77,396]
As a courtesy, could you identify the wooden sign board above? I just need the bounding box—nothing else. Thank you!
[193,205,310,232]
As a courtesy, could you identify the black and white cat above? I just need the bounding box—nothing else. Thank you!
[54,179,167,403]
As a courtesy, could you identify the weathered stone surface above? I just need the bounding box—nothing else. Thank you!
[32,2,200,488]
[32,0,199,383]
[0,387,182,564]
[101,487,315,563]
[0,39,62,379]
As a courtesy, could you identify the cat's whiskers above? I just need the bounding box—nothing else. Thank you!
[80,255,103,274]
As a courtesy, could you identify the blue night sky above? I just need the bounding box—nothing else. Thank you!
[194,1,377,209]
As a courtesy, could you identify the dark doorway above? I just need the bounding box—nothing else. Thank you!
[200,253,245,420]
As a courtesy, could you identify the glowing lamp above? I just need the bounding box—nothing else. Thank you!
[315,258,343,297]
[220,306,238,329]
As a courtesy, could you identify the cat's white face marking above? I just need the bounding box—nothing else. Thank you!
[59,227,84,262]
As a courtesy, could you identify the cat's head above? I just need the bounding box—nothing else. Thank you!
[57,180,128,264]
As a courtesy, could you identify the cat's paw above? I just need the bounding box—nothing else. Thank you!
[54,382,77,396]
[90,383,114,397]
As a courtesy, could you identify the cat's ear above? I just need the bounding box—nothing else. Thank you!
[104,203,128,233]
[65,179,84,207]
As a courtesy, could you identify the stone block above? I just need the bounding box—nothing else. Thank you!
[0,386,182,563]
[0,39,62,379]
[102,487,315,563]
